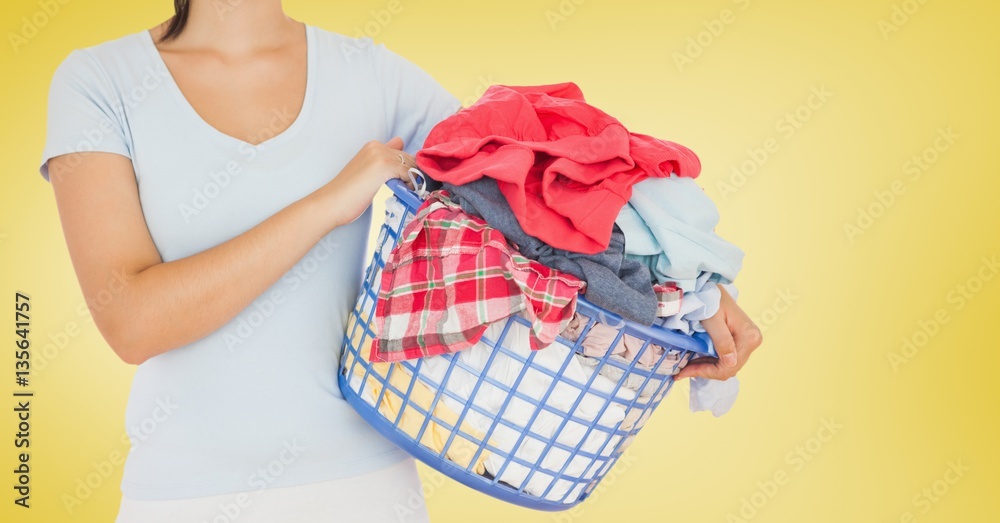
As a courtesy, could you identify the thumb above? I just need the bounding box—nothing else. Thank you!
[385,136,405,150]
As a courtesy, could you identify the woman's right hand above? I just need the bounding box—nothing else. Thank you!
[322,136,418,226]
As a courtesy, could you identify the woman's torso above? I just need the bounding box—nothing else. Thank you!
[82,24,411,499]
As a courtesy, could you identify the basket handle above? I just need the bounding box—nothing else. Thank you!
[386,177,426,210]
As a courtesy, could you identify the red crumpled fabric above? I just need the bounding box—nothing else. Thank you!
[415,82,701,255]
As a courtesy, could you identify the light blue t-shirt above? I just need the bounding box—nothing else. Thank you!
[40,24,461,500]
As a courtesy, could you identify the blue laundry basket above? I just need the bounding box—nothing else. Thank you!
[338,179,716,511]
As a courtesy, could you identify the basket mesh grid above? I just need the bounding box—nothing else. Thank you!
[338,180,714,511]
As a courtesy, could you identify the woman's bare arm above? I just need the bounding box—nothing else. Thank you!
[50,138,414,365]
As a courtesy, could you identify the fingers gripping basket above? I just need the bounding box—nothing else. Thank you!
[338,180,716,511]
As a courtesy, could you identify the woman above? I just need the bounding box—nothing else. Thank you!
[40,1,762,521]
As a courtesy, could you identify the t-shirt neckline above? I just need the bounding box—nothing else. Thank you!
[138,24,316,152]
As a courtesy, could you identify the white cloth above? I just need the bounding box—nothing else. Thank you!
[573,352,687,399]
[115,458,429,523]
[681,283,741,417]
[415,321,637,503]
[690,374,740,417]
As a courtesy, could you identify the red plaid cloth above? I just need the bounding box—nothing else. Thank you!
[371,191,586,363]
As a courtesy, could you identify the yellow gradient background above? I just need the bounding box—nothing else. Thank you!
[2,1,998,521]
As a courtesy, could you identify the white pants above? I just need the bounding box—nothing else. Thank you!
[115,458,430,523]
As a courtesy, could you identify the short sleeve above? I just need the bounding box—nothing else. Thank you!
[39,50,132,182]
[369,43,461,156]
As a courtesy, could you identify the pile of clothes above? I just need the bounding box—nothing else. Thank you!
[349,82,746,501]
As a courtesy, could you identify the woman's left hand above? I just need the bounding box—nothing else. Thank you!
[674,286,763,381]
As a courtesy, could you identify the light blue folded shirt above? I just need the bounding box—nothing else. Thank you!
[617,175,745,292]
